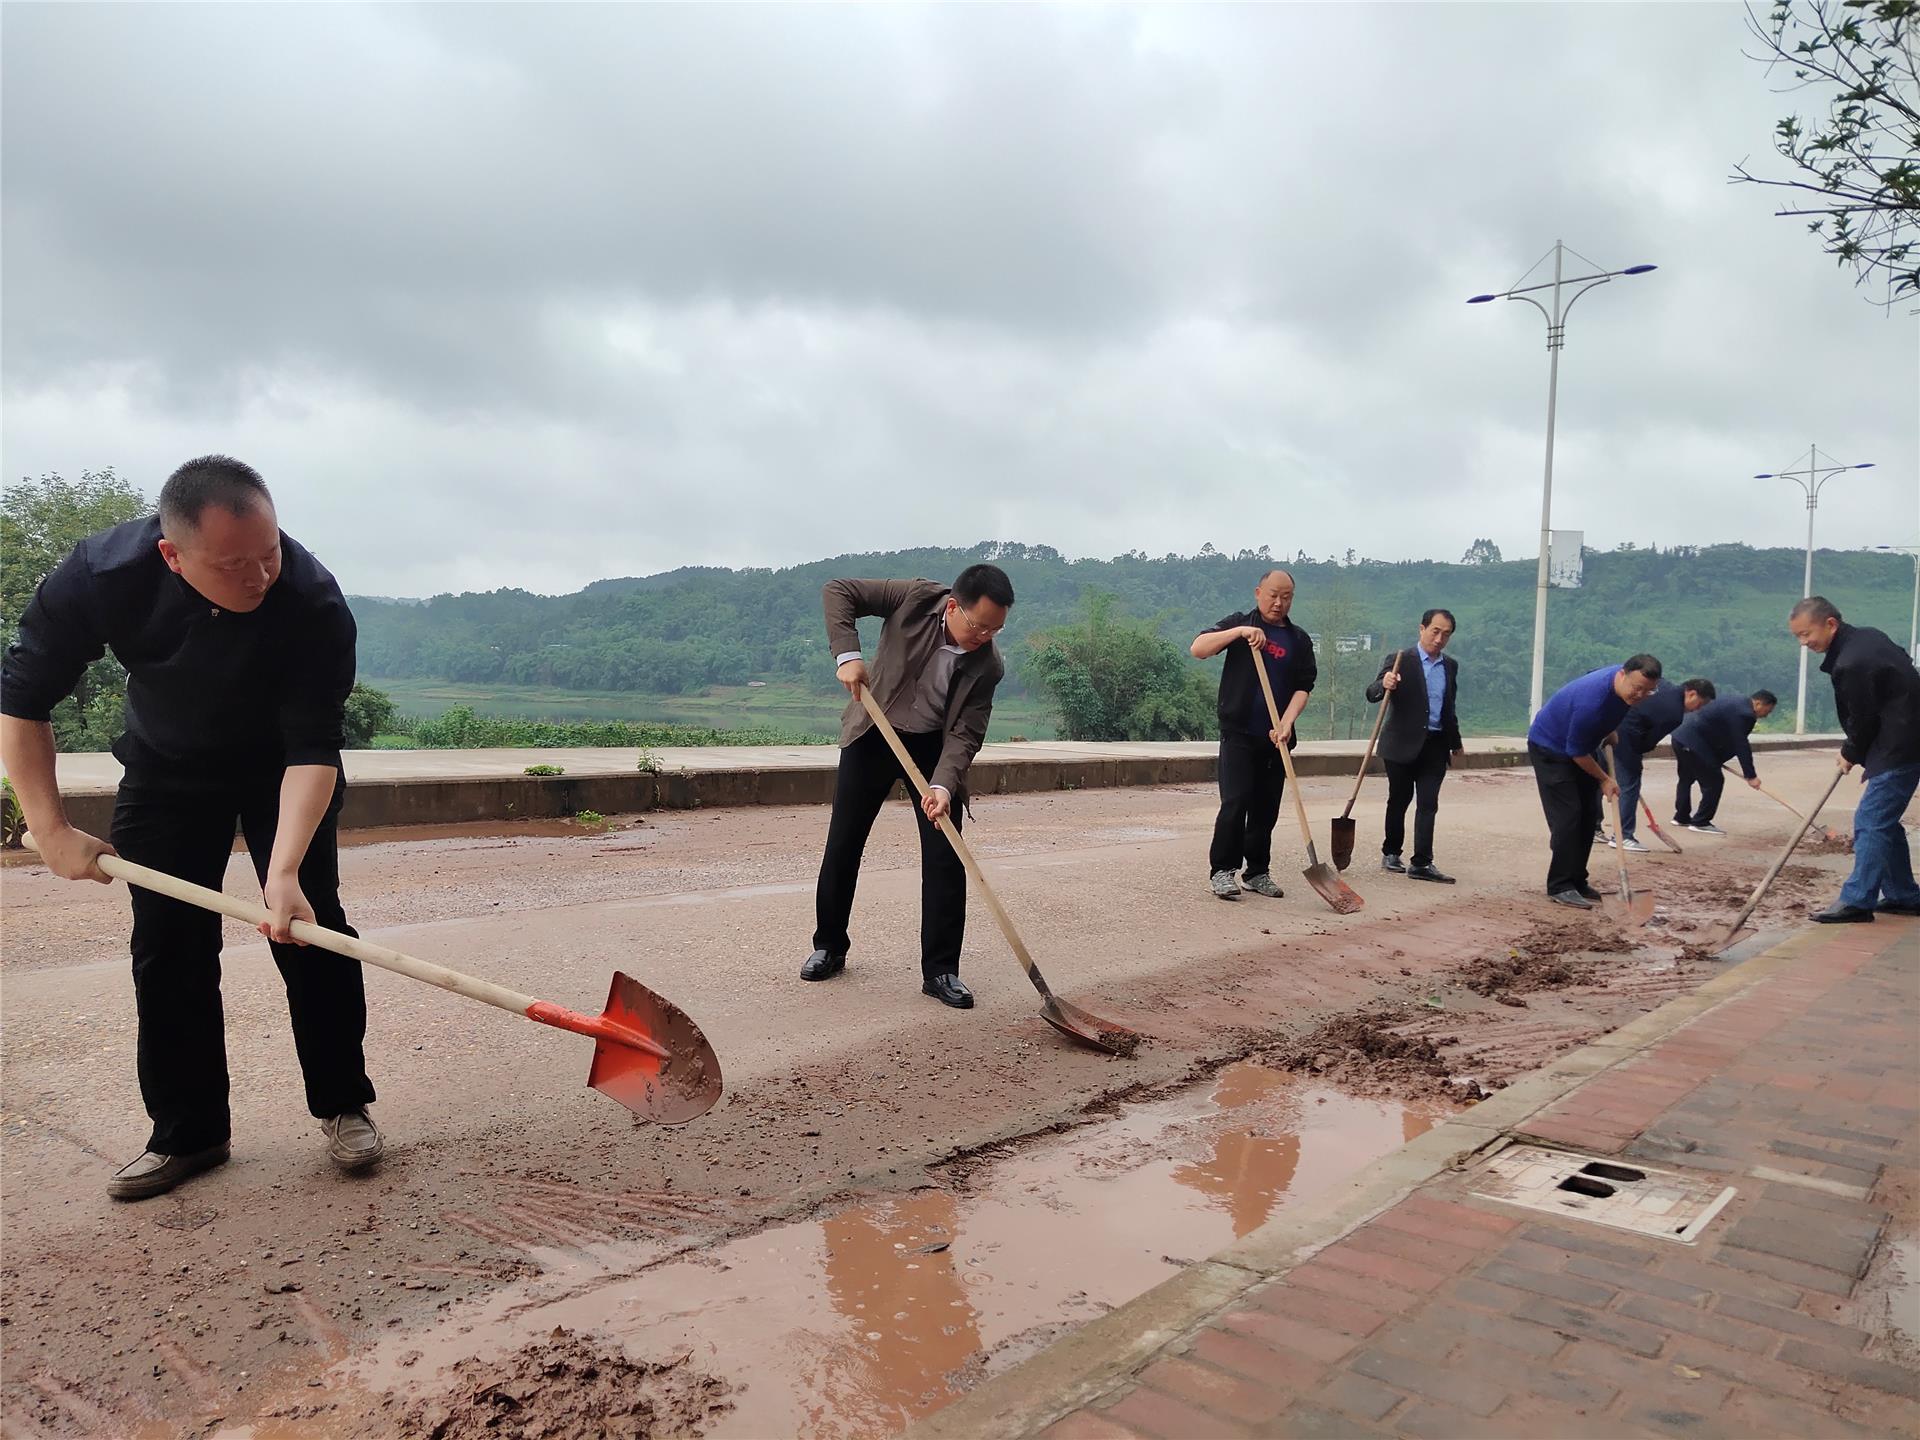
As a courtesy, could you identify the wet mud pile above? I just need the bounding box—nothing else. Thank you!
[380,1327,735,1440]
[1270,1015,1462,1100]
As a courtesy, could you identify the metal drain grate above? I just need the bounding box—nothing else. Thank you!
[1471,1144,1736,1243]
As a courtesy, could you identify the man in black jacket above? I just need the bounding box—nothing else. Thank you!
[1191,570,1317,901]
[1606,676,1713,851]
[0,456,381,1200]
[1789,597,1920,922]
[1366,609,1463,882]
[1671,690,1776,835]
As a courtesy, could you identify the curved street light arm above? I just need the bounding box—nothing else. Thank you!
[1558,276,1617,325]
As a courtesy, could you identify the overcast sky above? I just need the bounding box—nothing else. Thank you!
[3,3,1914,598]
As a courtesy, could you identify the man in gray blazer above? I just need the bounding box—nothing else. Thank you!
[803,564,1014,1009]
[1366,609,1465,883]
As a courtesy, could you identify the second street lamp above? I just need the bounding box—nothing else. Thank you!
[1754,447,1874,733]
[1468,240,1657,718]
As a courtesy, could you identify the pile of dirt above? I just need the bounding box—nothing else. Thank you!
[1797,831,1854,854]
[1270,1014,1472,1099]
[1456,950,1577,1003]
[1510,919,1632,957]
[382,1327,735,1440]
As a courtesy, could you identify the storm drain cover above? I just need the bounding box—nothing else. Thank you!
[1471,1145,1736,1244]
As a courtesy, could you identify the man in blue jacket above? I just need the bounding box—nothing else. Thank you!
[1789,597,1920,922]
[1606,676,1714,852]
[1526,655,1664,908]
[1671,690,1777,835]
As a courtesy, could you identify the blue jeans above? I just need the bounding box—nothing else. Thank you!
[1838,762,1920,911]
[1613,742,1645,839]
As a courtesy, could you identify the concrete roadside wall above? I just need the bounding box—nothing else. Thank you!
[47,735,1842,836]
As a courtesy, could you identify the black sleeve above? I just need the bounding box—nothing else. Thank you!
[1365,652,1394,705]
[278,593,356,768]
[1444,660,1464,752]
[1293,628,1317,694]
[0,544,106,722]
[1837,661,1881,768]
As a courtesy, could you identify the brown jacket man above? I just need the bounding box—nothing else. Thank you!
[806,564,1014,1008]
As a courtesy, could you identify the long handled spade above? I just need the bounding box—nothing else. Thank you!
[1640,798,1685,854]
[1721,762,1849,845]
[1710,768,1847,954]
[1600,745,1655,926]
[30,840,723,1123]
[854,688,1141,1057]
[1330,648,1404,872]
[1252,652,1364,914]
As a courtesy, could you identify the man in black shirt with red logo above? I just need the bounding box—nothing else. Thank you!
[0,456,382,1199]
[1191,570,1317,901]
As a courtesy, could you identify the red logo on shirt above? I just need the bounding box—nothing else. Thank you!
[1264,640,1288,660]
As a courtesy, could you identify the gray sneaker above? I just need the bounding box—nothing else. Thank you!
[1617,834,1649,854]
[106,1142,230,1201]
[1209,869,1242,900]
[324,1108,385,1172]
[1688,822,1727,837]
[1241,871,1285,899]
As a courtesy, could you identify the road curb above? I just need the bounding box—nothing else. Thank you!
[909,923,1822,1440]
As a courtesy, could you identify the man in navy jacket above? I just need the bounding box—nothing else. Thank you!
[1671,691,1777,834]
[1607,676,1714,851]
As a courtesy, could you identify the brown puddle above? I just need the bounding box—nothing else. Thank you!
[243,1065,1442,1439]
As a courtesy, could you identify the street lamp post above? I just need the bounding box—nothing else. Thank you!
[1874,543,1920,663]
[1468,241,1657,718]
[1754,448,1875,733]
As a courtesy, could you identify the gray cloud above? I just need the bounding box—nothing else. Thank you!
[3,3,1913,598]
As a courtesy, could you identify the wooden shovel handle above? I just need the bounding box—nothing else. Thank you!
[1250,644,1320,861]
[853,687,1055,1000]
[1342,649,1405,818]
[1721,768,1847,938]
[1601,744,1634,900]
[36,840,540,1018]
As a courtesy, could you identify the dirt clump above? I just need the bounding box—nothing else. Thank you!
[380,1327,735,1440]
[1457,951,1577,1002]
[1271,1014,1469,1099]
[1511,919,1632,956]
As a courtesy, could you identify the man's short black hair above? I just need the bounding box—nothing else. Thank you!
[1623,653,1663,679]
[158,454,273,536]
[1421,608,1456,631]
[1790,595,1842,624]
[1752,689,1779,707]
[1683,677,1717,701]
[954,563,1015,609]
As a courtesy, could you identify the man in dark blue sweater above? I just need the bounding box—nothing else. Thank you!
[1191,570,1317,901]
[1607,676,1714,852]
[0,456,381,1200]
[1526,655,1663,908]
[1671,690,1777,835]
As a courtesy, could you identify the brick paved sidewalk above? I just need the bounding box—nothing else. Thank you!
[1032,920,1919,1440]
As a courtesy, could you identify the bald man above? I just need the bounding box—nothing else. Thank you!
[1191,570,1318,901]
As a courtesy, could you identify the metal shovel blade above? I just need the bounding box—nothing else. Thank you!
[1305,860,1365,914]
[1710,924,1758,956]
[1042,994,1142,1058]
[1329,817,1357,872]
[1602,892,1657,927]
[586,972,724,1125]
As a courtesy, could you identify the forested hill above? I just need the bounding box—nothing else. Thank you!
[351,541,1912,736]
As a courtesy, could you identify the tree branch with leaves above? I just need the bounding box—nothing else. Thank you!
[1731,0,1920,306]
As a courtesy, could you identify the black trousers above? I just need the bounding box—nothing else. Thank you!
[1383,731,1450,867]
[1210,729,1286,877]
[1529,743,1602,896]
[111,767,374,1156]
[1613,742,1646,838]
[1673,744,1724,825]
[813,727,966,981]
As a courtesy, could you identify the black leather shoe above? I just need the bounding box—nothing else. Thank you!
[1811,904,1875,924]
[1549,889,1595,910]
[800,949,847,981]
[1577,884,1604,902]
[1876,900,1920,917]
[1381,853,1406,873]
[106,1142,230,1201]
[922,974,974,1009]
[1408,863,1456,884]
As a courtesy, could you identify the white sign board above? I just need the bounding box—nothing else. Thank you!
[1549,530,1584,589]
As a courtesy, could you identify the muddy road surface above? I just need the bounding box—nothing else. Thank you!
[0,752,1876,1436]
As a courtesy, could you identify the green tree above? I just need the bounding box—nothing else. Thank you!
[1025,592,1215,741]
[1733,0,1920,305]
[342,682,398,747]
[1,469,151,750]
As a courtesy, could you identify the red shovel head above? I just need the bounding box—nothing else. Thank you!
[587,972,724,1125]
[1042,994,1142,1057]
